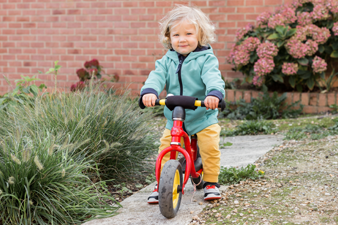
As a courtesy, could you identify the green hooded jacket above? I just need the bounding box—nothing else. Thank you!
[140,46,225,135]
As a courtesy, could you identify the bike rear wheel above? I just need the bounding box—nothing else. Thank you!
[158,160,183,218]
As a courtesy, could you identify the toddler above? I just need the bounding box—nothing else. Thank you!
[140,5,225,204]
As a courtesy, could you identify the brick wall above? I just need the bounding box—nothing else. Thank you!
[0,0,292,95]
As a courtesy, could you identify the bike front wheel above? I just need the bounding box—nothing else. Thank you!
[158,160,183,218]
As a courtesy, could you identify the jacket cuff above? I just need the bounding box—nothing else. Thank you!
[207,90,223,101]
[140,88,159,98]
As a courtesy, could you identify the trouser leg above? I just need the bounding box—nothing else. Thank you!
[196,124,221,183]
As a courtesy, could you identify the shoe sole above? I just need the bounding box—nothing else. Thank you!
[147,200,159,204]
[204,195,221,201]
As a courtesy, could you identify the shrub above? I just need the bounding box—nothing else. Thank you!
[227,0,338,92]
[0,126,118,224]
[0,75,46,112]
[0,89,158,181]
[218,164,265,185]
[220,91,303,120]
[71,59,119,92]
[221,120,275,136]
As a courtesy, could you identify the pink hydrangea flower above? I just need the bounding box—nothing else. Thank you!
[326,0,338,14]
[253,75,264,86]
[282,62,299,75]
[257,43,278,59]
[333,22,338,36]
[234,50,251,67]
[311,4,330,21]
[268,14,287,29]
[254,58,275,76]
[240,37,261,52]
[281,7,297,24]
[312,27,331,44]
[291,27,307,41]
[285,39,309,59]
[305,40,318,56]
[312,56,327,73]
[226,44,240,64]
[236,24,254,41]
[297,12,312,26]
[257,12,271,27]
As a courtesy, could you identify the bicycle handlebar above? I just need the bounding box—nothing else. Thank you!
[139,95,226,112]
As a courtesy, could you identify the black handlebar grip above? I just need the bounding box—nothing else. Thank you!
[155,99,160,106]
[200,99,226,111]
[138,97,145,109]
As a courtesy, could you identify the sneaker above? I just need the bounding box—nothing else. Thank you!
[203,182,221,201]
[147,184,159,204]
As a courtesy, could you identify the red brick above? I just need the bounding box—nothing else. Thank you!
[301,93,309,105]
[318,106,331,113]
[139,2,154,7]
[327,93,336,106]
[226,90,235,102]
[243,91,251,103]
[209,14,226,21]
[235,90,243,101]
[209,1,226,6]
[246,0,264,5]
[265,0,281,5]
[309,93,318,106]
[293,92,301,103]
[303,106,318,114]
[227,0,245,6]
[228,14,245,20]
[318,93,327,107]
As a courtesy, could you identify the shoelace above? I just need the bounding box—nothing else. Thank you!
[191,174,203,203]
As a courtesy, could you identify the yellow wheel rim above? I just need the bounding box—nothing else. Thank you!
[172,169,180,209]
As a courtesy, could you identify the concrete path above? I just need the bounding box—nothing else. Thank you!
[83,135,283,225]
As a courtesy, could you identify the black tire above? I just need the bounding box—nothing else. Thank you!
[158,160,183,218]
[191,174,204,189]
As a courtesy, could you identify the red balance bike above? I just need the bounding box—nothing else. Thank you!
[140,95,225,218]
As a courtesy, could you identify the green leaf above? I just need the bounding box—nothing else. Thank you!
[30,85,39,96]
[332,42,338,51]
[306,78,315,90]
[249,53,258,64]
[299,73,311,79]
[45,68,55,74]
[297,58,309,65]
[262,84,268,93]
[22,87,30,94]
[331,51,338,58]
[38,84,47,90]
[267,33,280,40]
[296,84,303,92]
[319,45,325,53]
[223,142,233,147]
[289,76,296,88]
[277,41,285,48]
[276,26,284,35]
[271,74,284,83]
[286,28,297,37]
[325,45,333,54]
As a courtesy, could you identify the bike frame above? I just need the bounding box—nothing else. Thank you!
[155,120,203,195]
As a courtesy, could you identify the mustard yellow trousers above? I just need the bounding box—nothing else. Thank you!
[158,124,221,183]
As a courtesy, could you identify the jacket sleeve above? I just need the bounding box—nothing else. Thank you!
[140,56,167,96]
[201,55,225,98]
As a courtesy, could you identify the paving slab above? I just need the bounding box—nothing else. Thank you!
[83,134,283,225]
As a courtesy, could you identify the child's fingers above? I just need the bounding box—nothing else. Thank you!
[142,94,157,107]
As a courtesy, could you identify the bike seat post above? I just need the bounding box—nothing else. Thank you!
[170,106,185,146]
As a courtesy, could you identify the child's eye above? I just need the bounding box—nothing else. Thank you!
[173,34,179,36]
[187,33,192,35]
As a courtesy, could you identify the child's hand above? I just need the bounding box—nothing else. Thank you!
[204,96,219,110]
[142,94,157,107]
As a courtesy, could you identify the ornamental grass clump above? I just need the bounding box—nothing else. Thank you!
[0,128,119,224]
[0,88,157,181]
[227,0,338,92]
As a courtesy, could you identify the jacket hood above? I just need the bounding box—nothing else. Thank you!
[165,45,214,63]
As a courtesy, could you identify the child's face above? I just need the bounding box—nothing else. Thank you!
[170,20,198,56]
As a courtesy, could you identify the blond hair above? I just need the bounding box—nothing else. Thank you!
[159,5,216,49]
